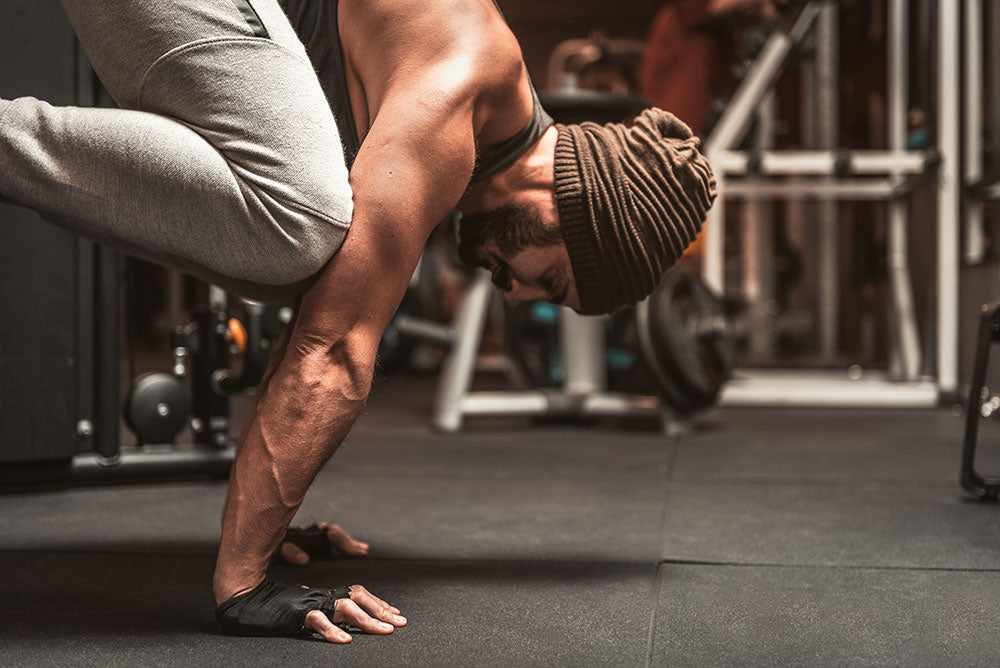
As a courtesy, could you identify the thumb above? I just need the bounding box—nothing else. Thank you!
[280,541,311,566]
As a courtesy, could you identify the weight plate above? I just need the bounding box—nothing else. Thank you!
[653,271,734,402]
[637,270,735,413]
[123,373,191,445]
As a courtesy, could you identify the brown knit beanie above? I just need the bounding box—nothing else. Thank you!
[553,108,717,314]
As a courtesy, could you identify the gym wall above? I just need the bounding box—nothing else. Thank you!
[0,0,118,466]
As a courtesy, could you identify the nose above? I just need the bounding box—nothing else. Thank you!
[502,279,547,303]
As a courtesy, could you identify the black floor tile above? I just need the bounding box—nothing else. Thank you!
[0,551,656,668]
[0,481,226,555]
[0,447,669,563]
[660,481,1000,569]
[338,424,675,484]
[678,408,1000,485]
[649,563,1000,667]
[295,468,669,562]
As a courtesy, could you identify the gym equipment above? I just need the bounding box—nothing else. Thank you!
[537,90,648,125]
[504,301,651,393]
[637,271,734,414]
[960,303,1000,500]
[0,4,125,482]
[701,0,973,407]
[547,32,646,94]
[122,373,191,446]
[171,289,290,447]
[504,271,734,416]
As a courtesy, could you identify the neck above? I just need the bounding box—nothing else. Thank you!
[459,125,559,215]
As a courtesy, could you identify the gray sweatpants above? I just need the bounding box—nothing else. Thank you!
[0,0,353,301]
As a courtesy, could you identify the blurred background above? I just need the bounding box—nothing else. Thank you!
[0,0,997,482]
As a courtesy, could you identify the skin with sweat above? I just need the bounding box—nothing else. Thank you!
[213,0,577,643]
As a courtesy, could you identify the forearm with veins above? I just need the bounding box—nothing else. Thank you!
[213,340,371,604]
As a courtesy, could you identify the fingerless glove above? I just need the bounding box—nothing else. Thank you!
[283,523,336,558]
[215,580,352,636]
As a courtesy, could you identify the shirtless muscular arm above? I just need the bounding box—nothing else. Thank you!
[212,62,480,646]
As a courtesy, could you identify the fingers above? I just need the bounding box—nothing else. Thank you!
[349,585,406,626]
[305,609,352,644]
[333,598,397,635]
[326,524,370,557]
[280,542,310,566]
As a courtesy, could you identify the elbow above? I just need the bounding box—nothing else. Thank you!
[287,331,376,405]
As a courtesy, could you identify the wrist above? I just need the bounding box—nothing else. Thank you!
[213,567,265,605]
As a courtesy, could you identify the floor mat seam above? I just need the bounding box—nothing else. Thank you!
[0,549,659,568]
[645,442,682,668]
[657,558,1000,574]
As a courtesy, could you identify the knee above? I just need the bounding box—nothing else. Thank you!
[259,193,353,286]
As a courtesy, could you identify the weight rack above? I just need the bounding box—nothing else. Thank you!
[703,0,996,408]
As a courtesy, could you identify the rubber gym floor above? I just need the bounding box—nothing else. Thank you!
[2,376,1000,667]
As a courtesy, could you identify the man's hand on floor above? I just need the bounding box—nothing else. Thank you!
[215,581,405,642]
[305,584,406,644]
[280,521,370,565]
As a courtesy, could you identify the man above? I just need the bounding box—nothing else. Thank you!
[0,0,715,643]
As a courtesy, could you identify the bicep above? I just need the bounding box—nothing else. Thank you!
[288,84,478,365]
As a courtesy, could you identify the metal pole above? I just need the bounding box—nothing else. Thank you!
[991,1,1000,178]
[433,270,494,432]
[71,448,234,483]
[816,2,840,360]
[703,4,821,291]
[704,180,727,292]
[704,5,822,155]
[937,0,961,393]
[714,150,931,175]
[560,309,605,395]
[964,0,984,264]
[74,41,97,456]
[744,92,777,360]
[888,0,922,380]
[792,54,817,350]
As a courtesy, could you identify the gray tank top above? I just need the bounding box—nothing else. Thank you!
[278,0,553,181]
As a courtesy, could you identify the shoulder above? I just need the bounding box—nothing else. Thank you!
[340,0,525,112]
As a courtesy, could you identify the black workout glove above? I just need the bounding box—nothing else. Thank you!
[283,523,337,558]
[215,580,352,637]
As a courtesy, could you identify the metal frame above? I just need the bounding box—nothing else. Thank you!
[887,0,922,381]
[433,0,978,427]
[814,2,839,360]
[74,40,97,457]
[714,150,933,175]
[964,0,985,264]
[432,270,666,432]
[938,0,961,395]
[960,303,1000,500]
[702,0,960,407]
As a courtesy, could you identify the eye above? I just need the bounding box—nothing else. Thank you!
[492,267,512,291]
